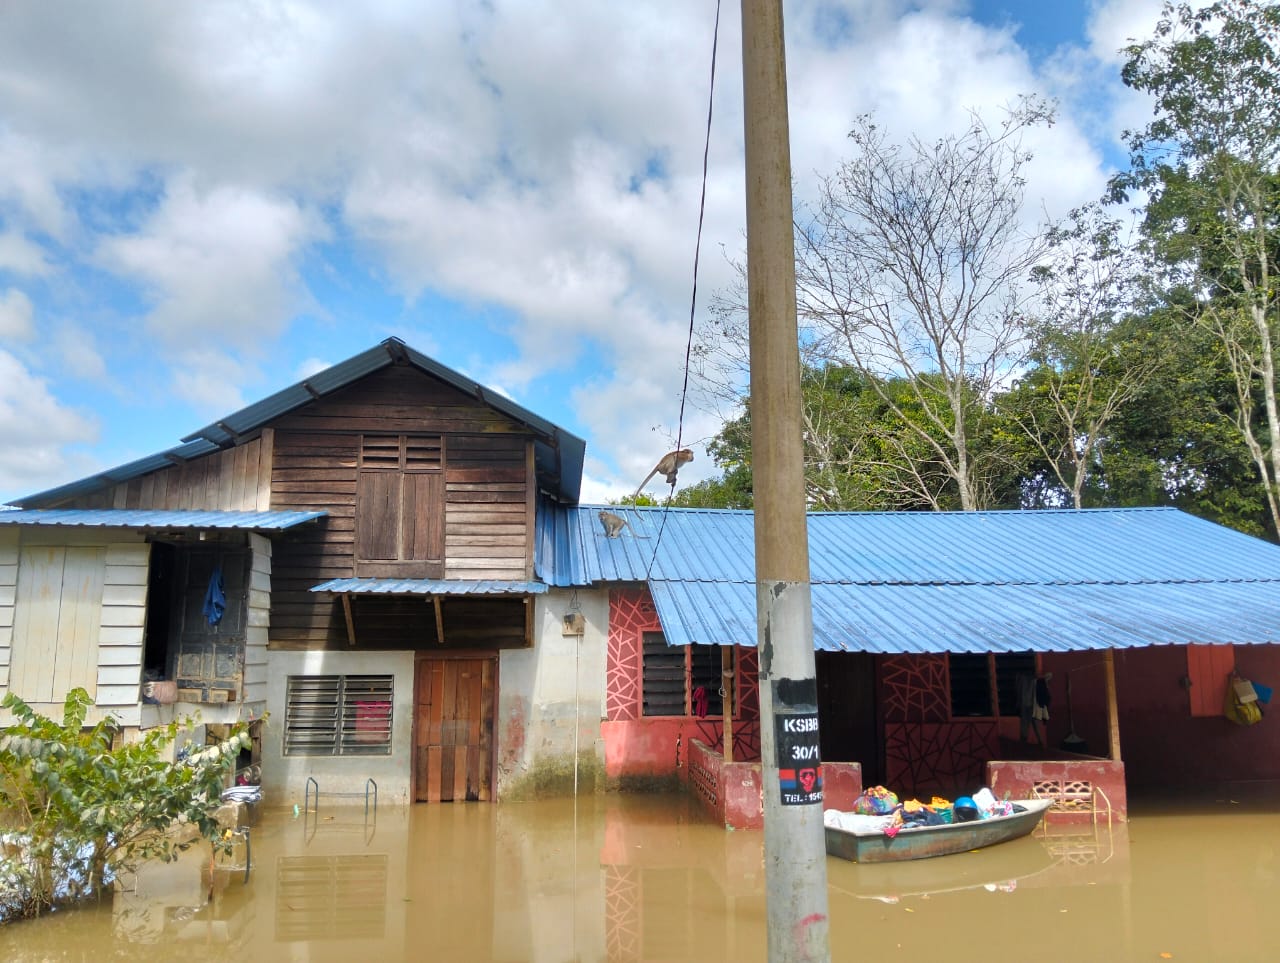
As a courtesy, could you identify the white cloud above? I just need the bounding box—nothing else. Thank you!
[96,174,325,397]
[0,1,1160,499]
[0,350,99,502]
[0,231,53,277]
[294,357,331,381]
[51,325,107,381]
[0,288,34,341]
[1087,0,1166,65]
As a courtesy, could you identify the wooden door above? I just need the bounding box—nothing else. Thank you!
[415,657,495,802]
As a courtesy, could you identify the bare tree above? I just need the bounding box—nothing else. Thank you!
[794,102,1053,510]
[1005,206,1161,508]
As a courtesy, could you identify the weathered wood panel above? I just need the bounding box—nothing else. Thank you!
[42,432,275,511]
[269,366,537,647]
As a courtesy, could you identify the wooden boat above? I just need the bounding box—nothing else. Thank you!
[824,799,1053,863]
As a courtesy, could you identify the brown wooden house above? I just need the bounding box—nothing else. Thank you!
[0,338,589,805]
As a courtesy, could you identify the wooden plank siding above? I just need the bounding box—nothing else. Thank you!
[244,533,273,708]
[45,431,275,511]
[0,529,17,689]
[267,366,537,648]
[95,541,149,712]
[0,531,149,726]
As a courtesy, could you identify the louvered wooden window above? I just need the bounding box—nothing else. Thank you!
[355,435,444,576]
[641,632,725,717]
[284,675,393,756]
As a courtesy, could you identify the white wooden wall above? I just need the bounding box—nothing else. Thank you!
[243,532,272,714]
[0,530,147,727]
[0,529,17,690]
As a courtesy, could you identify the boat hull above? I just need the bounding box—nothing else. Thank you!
[825,799,1052,863]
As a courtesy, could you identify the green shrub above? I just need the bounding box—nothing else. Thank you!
[0,687,247,920]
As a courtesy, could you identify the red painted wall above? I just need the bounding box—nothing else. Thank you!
[1042,645,1280,796]
[603,587,761,782]
[987,759,1128,822]
[687,738,862,830]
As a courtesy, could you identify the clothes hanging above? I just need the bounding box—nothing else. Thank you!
[202,565,226,626]
[692,685,709,718]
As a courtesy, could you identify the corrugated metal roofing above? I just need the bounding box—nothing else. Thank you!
[0,509,327,530]
[13,338,586,507]
[533,504,1280,652]
[311,578,548,596]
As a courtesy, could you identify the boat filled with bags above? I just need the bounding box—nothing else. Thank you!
[823,785,1052,863]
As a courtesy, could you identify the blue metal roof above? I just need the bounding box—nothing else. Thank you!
[0,509,327,530]
[534,504,1280,652]
[14,338,586,507]
[312,578,547,596]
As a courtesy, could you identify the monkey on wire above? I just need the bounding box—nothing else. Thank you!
[633,448,694,501]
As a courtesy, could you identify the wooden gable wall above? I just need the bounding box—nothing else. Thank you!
[267,365,537,647]
[29,364,540,651]
[49,434,274,511]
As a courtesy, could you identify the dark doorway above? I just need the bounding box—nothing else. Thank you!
[817,651,882,786]
[144,540,249,700]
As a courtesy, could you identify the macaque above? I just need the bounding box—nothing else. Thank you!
[598,510,632,538]
[633,448,694,500]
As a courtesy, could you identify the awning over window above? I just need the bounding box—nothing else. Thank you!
[311,578,548,596]
[0,509,327,530]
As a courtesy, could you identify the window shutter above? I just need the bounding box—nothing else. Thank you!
[1187,644,1234,717]
[642,631,686,716]
[355,472,400,560]
[285,675,394,756]
[341,675,394,755]
[285,676,341,755]
[402,472,444,563]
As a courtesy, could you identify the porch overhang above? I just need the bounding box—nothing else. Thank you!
[0,508,328,531]
[310,578,546,649]
[648,578,1280,653]
[310,578,548,596]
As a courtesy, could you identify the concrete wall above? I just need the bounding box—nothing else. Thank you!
[261,649,415,806]
[495,588,607,798]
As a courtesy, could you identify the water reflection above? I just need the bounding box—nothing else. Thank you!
[3,796,1280,961]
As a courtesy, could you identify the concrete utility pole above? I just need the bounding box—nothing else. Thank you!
[740,1,831,960]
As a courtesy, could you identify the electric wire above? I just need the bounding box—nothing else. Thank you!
[644,0,721,580]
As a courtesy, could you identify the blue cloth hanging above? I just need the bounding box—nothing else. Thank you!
[202,565,226,626]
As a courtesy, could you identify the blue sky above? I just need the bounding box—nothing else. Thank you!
[0,0,1164,505]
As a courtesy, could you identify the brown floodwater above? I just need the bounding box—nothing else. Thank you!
[0,792,1277,962]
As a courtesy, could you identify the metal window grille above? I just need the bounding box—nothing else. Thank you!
[285,675,394,756]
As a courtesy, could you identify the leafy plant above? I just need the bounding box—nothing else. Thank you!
[0,688,248,920]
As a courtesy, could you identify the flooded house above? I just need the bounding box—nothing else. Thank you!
[4,337,1280,822]
[537,504,1280,824]
[0,338,592,805]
